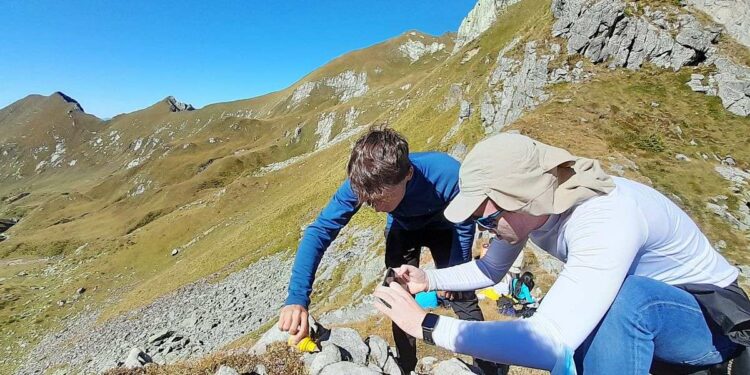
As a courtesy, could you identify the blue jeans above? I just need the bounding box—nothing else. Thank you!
[574,275,739,374]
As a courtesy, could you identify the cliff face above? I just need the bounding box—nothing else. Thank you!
[453,0,522,53]
[685,0,750,48]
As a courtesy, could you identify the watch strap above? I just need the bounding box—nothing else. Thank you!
[421,313,439,345]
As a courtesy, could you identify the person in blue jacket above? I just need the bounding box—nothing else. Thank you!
[278,126,499,373]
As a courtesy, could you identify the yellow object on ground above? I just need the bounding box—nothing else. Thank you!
[288,336,319,352]
[478,288,501,301]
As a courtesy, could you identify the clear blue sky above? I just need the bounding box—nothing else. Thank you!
[0,1,476,118]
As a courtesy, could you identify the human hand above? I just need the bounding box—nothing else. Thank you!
[278,304,309,344]
[393,265,429,294]
[373,282,427,339]
[437,290,455,300]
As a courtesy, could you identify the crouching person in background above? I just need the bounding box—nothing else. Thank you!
[375,133,750,374]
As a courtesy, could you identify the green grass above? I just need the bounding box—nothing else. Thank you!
[1,0,749,372]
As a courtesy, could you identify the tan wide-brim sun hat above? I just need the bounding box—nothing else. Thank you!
[445,133,615,223]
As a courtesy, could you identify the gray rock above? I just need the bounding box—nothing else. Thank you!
[249,325,290,356]
[366,335,389,368]
[483,41,551,134]
[433,358,476,375]
[706,203,749,231]
[382,356,403,375]
[148,329,175,345]
[165,96,194,112]
[443,84,463,110]
[399,39,446,63]
[675,154,691,162]
[124,347,151,369]
[449,143,469,161]
[215,365,240,375]
[459,99,472,120]
[416,356,439,373]
[684,0,750,48]
[319,361,382,375]
[710,57,750,116]
[310,344,342,375]
[454,0,522,52]
[254,364,268,375]
[322,328,369,366]
[715,240,728,250]
[551,0,749,116]
[675,16,719,54]
[323,70,369,103]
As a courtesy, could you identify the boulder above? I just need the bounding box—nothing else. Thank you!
[382,356,403,375]
[124,347,151,369]
[319,361,381,375]
[322,328,369,366]
[416,356,439,373]
[254,364,268,375]
[148,329,175,345]
[249,325,290,355]
[310,344,342,375]
[366,335,390,368]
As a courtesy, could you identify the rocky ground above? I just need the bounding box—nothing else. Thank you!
[16,227,381,374]
[107,323,500,375]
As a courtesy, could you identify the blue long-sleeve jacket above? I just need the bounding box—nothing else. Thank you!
[285,152,475,307]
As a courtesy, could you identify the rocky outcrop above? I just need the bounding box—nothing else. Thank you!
[552,0,720,71]
[288,71,369,109]
[453,0,522,53]
[290,82,317,108]
[315,112,337,150]
[551,0,750,116]
[165,96,194,112]
[0,218,17,234]
[703,56,750,116]
[685,0,750,48]
[711,162,750,232]
[399,39,446,63]
[324,71,369,102]
[481,41,556,134]
[52,91,85,112]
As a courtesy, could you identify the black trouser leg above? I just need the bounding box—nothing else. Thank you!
[385,228,421,373]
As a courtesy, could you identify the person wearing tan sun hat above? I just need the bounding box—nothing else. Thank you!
[373,133,750,374]
[444,133,615,220]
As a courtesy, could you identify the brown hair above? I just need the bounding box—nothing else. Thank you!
[347,125,411,204]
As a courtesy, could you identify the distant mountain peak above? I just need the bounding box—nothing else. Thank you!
[51,91,85,112]
[164,96,194,112]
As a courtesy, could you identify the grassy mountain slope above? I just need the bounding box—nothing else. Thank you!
[0,31,455,373]
[1,0,748,373]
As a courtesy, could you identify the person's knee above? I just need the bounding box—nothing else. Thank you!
[603,276,660,326]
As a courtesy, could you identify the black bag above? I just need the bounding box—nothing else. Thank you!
[677,280,750,347]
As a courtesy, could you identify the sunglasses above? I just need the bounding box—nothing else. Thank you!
[474,209,505,231]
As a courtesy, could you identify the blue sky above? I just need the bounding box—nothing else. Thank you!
[0,1,476,118]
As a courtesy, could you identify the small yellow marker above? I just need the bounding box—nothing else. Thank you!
[288,336,319,352]
[478,288,501,301]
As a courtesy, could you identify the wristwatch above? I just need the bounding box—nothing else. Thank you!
[421,313,440,345]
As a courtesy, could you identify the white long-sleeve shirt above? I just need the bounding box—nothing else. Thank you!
[426,177,738,371]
